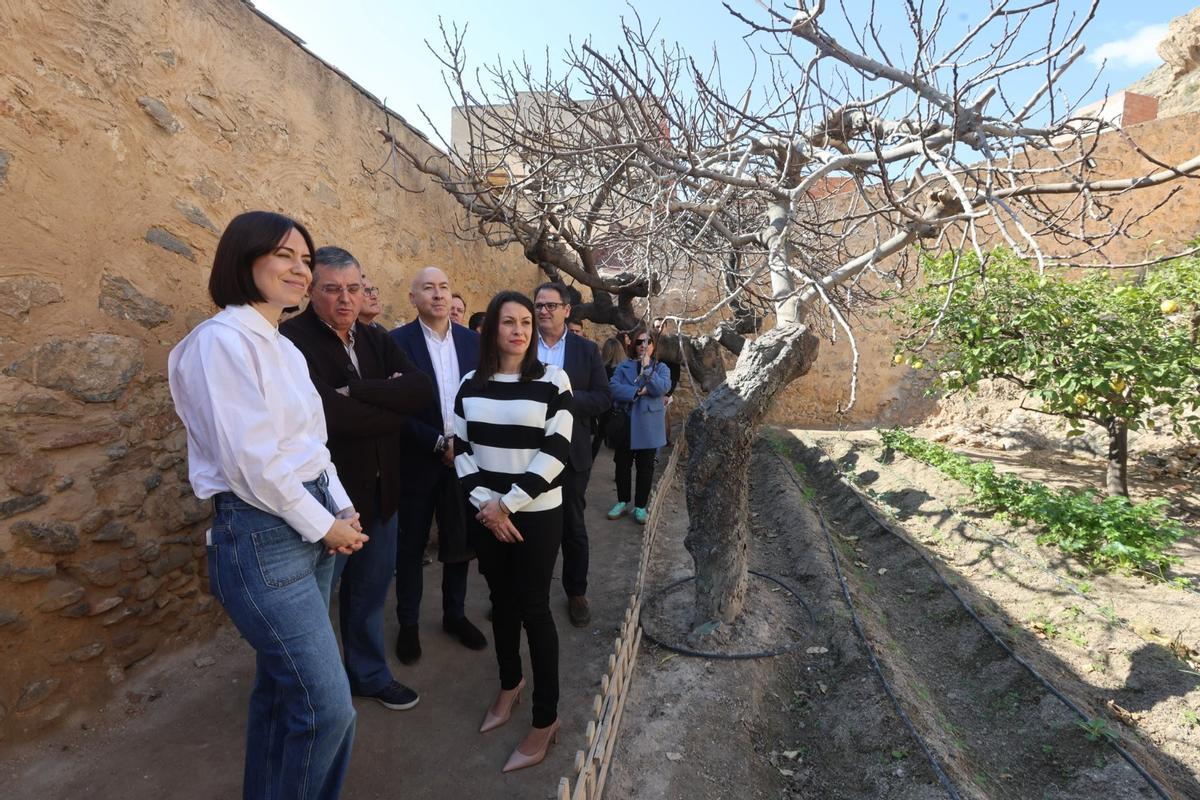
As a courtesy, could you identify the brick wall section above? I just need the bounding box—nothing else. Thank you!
[0,0,534,741]
[1121,92,1160,126]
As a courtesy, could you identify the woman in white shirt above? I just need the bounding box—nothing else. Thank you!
[168,211,367,800]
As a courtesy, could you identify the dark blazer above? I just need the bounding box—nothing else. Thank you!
[280,304,433,530]
[390,320,481,493]
[560,331,612,471]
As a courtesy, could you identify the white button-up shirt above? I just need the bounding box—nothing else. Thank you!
[420,319,461,436]
[537,331,566,369]
[168,304,353,543]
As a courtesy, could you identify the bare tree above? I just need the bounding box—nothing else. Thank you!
[380,0,1200,630]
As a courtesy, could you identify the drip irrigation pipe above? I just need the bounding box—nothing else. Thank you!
[801,449,1176,800]
[796,466,965,800]
[639,570,816,660]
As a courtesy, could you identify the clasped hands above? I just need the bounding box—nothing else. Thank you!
[323,507,368,555]
[477,499,523,543]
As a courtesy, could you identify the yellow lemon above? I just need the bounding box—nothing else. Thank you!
[910,359,924,370]
[1074,393,1088,406]
[1161,299,1180,314]
[1109,378,1126,393]
[893,353,906,366]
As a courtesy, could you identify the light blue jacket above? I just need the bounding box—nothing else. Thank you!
[609,358,672,450]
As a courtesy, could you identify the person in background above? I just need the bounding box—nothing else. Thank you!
[358,274,384,328]
[468,311,486,334]
[389,267,488,664]
[566,318,584,336]
[168,211,367,800]
[607,329,671,524]
[591,336,626,460]
[534,282,611,627]
[281,247,434,713]
[450,292,467,326]
[454,291,572,772]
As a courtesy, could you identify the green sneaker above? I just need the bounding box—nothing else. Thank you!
[633,507,649,525]
[606,502,628,520]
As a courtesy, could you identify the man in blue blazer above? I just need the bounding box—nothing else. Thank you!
[390,267,487,663]
[534,282,613,627]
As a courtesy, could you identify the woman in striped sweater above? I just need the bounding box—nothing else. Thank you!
[453,290,573,772]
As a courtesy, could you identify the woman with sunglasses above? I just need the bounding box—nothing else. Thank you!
[452,290,573,772]
[606,328,672,524]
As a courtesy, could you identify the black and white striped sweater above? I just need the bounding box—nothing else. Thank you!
[453,366,573,514]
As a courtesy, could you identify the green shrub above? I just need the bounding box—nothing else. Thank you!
[877,428,1187,580]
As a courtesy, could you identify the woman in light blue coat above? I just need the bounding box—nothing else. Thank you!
[606,329,672,524]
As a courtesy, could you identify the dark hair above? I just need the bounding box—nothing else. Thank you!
[312,246,359,275]
[209,211,315,308]
[532,281,572,306]
[626,327,657,359]
[451,292,466,306]
[467,311,486,331]
[474,291,545,385]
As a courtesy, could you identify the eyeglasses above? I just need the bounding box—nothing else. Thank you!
[534,302,564,312]
[363,287,379,297]
[318,284,362,297]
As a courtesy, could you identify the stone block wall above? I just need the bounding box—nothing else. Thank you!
[0,0,533,741]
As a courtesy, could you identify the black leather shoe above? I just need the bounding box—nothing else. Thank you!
[568,596,591,628]
[395,624,421,664]
[443,616,488,650]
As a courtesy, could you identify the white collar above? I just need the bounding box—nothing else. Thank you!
[222,304,279,341]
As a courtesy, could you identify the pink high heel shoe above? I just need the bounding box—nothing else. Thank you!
[480,679,525,733]
[502,718,560,773]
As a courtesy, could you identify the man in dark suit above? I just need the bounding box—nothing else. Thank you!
[281,247,434,711]
[534,281,612,627]
[389,266,488,663]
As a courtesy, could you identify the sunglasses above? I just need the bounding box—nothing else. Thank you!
[635,338,650,344]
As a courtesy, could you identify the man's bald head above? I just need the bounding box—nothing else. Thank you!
[409,266,452,327]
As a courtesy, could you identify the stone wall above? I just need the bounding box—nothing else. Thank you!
[0,0,534,740]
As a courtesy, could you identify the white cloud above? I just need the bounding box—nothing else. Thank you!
[1087,23,1169,68]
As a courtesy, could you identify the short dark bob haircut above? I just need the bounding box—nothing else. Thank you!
[473,291,546,386]
[208,211,315,308]
[625,327,657,360]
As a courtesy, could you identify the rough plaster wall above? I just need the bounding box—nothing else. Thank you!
[0,0,533,741]
[766,111,1200,430]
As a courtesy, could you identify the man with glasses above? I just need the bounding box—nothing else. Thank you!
[534,282,611,627]
[282,246,434,711]
[358,275,385,328]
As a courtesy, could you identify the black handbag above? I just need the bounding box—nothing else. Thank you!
[605,407,631,449]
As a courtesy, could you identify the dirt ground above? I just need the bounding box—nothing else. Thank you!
[0,462,645,799]
[609,431,1200,800]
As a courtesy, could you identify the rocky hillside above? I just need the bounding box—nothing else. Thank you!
[1128,7,1200,118]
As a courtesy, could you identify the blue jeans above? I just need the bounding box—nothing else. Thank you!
[208,474,356,800]
[332,479,398,694]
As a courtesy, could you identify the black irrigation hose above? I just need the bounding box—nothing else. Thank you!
[639,571,817,660]
[798,470,965,800]
[811,452,1176,800]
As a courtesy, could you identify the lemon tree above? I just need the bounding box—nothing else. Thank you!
[895,249,1200,497]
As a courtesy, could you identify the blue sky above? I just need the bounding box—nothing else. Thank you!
[251,0,1196,138]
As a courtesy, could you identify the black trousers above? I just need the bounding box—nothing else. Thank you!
[470,507,561,728]
[559,465,590,598]
[614,446,656,508]
[395,468,470,627]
